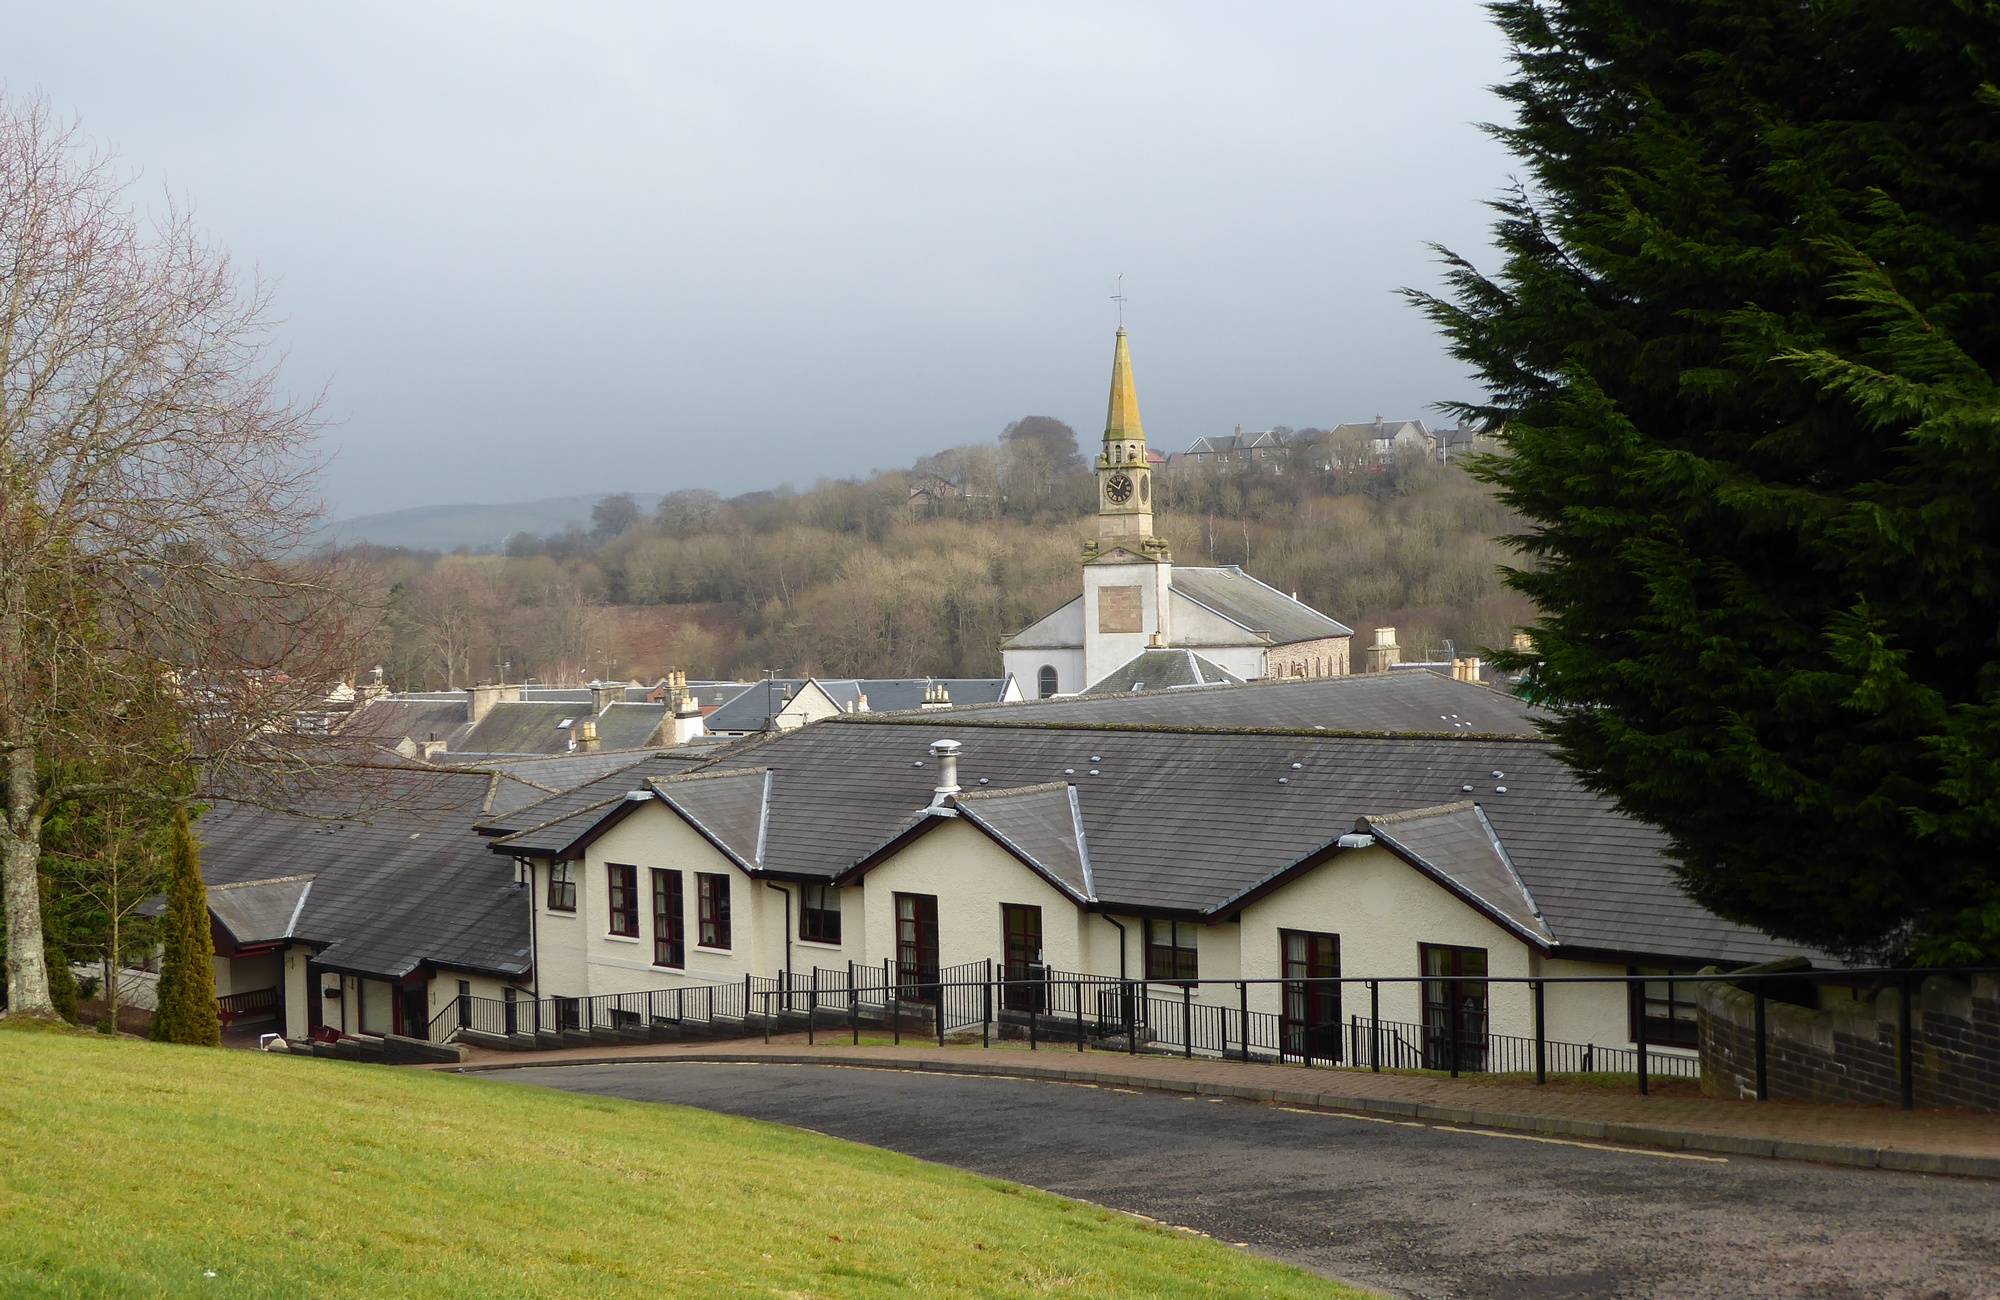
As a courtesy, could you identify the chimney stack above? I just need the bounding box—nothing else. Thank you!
[1463,656,1482,683]
[920,682,952,711]
[1511,632,1535,656]
[466,682,520,725]
[575,718,600,753]
[1364,627,1401,674]
[929,738,961,804]
[590,680,622,716]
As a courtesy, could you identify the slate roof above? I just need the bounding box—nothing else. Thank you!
[933,670,1548,735]
[951,782,1093,901]
[444,748,707,792]
[1362,802,1552,946]
[455,701,594,755]
[1171,566,1354,643]
[208,875,313,946]
[194,767,537,980]
[1082,649,1242,696]
[649,769,770,869]
[593,702,668,749]
[852,678,1014,712]
[473,746,750,841]
[337,698,469,747]
[498,716,1809,966]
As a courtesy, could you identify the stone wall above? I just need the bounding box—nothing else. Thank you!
[1267,635,1351,680]
[1699,971,2000,1112]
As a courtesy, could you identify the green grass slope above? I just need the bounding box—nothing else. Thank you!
[0,1033,1358,1299]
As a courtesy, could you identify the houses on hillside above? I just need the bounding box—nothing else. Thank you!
[191,666,1815,1077]
[1174,419,1499,471]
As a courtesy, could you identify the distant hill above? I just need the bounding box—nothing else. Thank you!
[317,493,663,553]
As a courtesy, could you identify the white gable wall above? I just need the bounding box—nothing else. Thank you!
[859,817,1088,979]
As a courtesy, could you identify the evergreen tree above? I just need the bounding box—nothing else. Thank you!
[151,808,219,1046]
[1416,1,2000,961]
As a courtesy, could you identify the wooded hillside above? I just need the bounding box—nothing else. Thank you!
[351,424,1530,688]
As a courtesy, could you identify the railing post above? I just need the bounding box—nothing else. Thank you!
[1753,988,1768,1101]
[1029,984,1039,1051]
[808,968,818,1046]
[1533,978,1546,1086]
[888,958,899,1046]
[1635,983,1649,1096]
[1128,980,1138,1056]
[983,959,992,1049]
[743,972,751,1024]
[1448,978,1460,1079]
[1181,984,1193,1058]
[1076,978,1085,1052]
[936,975,945,1048]
[763,990,772,1045]
[850,962,860,1045]
[1899,974,1916,1111]
[1369,979,1380,1073]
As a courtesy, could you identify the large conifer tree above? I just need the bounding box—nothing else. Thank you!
[151,808,219,1046]
[1418,2,2000,961]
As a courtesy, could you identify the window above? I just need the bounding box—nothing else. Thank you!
[546,861,577,913]
[652,869,685,968]
[1280,930,1340,1061]
[1037,665,1058,698]
[800,883,841,945]
[1144,918,1199,983]
[1630,967,1701,1048]
[697,872,731,949]
[607,863,639,937]
[1419,943,1489,1072]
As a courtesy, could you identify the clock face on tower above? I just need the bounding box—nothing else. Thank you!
[1105,473,1135,504]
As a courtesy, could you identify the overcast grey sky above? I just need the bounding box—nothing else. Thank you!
[12,2,1515,519]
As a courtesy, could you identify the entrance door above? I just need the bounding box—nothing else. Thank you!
[399,982,428,1039]
[1281,930,1340,1062]
[895,892,940,1002]
[1420,944,1489,1072]
[1001,903,1044,1013]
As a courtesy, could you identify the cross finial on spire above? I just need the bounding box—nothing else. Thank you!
[1110,272,1127,329]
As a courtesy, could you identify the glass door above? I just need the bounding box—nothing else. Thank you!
[1281,930,1340,1062]
[1421,944,1489,1071]
[1001,903,1045,1013]
[895,892,939,1003]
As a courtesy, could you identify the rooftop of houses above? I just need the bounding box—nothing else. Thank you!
[701,676,1017,734]
[1080,648,1242,695]
[194,766,549,982]
[936,667,1547,735]
[487,714,1806,967]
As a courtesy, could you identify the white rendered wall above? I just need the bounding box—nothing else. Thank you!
[1237,845,1536,1036]
[1082,559,1174,688]
[858,818,1087,978]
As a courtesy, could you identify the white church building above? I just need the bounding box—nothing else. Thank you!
[1002,328,1354,697]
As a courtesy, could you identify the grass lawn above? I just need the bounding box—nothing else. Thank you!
[0,1027,1361,1299]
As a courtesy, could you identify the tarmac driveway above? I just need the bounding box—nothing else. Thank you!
[493,1060,2000,1299]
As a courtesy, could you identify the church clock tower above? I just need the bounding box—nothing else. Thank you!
[1079,326,1172,688]
[1089,328,1168,558]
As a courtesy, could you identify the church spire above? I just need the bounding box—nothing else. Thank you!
[1104,327,1145,446]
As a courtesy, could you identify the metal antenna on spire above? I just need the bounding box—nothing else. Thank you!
[1110,272,1127,328]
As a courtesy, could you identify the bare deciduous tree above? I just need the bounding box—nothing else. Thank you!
[0,96,370,1017]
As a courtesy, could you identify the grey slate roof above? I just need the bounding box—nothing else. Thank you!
[208,875,313,946]
[474,746,749,841]
[593,702,668,749]
[649,769,770,869]
[1170,566,1354,643]
[194,767,536,980]
[337,698,469,747]
[938,670,1548,735]
[457,701,588,755]
[438,749,688,791]
[853,678,1014,712]
[503,716,1808,966]
[1362,802,1552,946]
[952,783,1093,901]
[1082,649,1242,696]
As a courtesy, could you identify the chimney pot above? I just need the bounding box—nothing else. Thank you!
[929,738,962,802]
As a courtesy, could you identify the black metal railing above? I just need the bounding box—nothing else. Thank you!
[438,965,1986,1110]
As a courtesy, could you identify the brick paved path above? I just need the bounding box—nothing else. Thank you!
[441,1033,2000,1176]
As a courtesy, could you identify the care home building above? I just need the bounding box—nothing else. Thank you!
[472,682,1808,1069]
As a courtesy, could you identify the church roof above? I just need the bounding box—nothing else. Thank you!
[1169,566,1354,643]
[1104,328,1144,444]
[1082,648,1242,695]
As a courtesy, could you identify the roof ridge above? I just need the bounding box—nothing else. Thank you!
[646,765,768,787]
[1359,799,1478,827]
[824,714,1558,743]
[210,873,316,891]
[953,780,1072,801]
[491,792,633,844]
